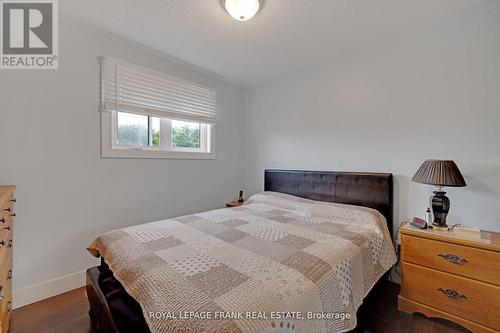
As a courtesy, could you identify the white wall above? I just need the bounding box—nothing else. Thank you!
[243,2,500,234]
[0,21,244,305]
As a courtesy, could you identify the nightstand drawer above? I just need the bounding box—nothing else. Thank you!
[0,218,12,244]
[0,197,14,219]
[402,262,500,330]
[0,254,12,283]
[0,208,12,221]
[402,235,500,285]
[0,227,12,259]
[0,280,12,333]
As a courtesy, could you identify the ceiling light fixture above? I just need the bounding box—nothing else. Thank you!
[224,0,260,22]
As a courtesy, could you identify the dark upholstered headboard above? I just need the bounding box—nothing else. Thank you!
[264,169,393,235]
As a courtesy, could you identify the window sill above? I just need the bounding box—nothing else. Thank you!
[101,147,216,159]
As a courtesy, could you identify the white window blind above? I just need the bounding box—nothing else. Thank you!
[100,56,217,124]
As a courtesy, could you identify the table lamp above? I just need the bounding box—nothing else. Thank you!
[412,160,466,231]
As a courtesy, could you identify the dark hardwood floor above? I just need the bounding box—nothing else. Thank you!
[12,282,470,333]
[12,287,96,333]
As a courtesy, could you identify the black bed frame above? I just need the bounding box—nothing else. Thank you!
[86,170,394,332]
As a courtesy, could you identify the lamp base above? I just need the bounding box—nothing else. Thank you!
[431,190,450,230]
[431,223,449,231]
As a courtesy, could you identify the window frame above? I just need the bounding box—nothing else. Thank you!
[101,110,216,159]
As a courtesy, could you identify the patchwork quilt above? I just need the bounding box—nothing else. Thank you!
[88,192,396,333]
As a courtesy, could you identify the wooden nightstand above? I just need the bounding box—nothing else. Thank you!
[225,200,244,207]
[398,223,500,333]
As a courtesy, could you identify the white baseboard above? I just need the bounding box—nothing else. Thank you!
[13,270,86,309]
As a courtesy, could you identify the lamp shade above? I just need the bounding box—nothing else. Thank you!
[412,160,466,187]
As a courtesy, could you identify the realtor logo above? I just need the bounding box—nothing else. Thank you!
[1,0,58,69]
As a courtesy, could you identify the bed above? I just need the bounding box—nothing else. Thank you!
[86,170,396,333]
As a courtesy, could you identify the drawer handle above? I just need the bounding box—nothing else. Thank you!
[438,288,467,300]
[0,218,4,224]
[7,240,12,248]
[4,226,10,231]
[10,212,16,217]
[3,208,11,212]
[0,240,4,246]
[7,301,11,312]
[7,270,12,280]
[438,253,468,264]
[10,198,16,203]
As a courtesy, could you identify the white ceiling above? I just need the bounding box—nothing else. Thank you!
[62,0,488,87]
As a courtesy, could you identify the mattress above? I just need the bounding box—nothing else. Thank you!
[88,191,396,333]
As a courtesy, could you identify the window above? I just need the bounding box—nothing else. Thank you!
[100,56,216,159]
[113,112,210,152]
